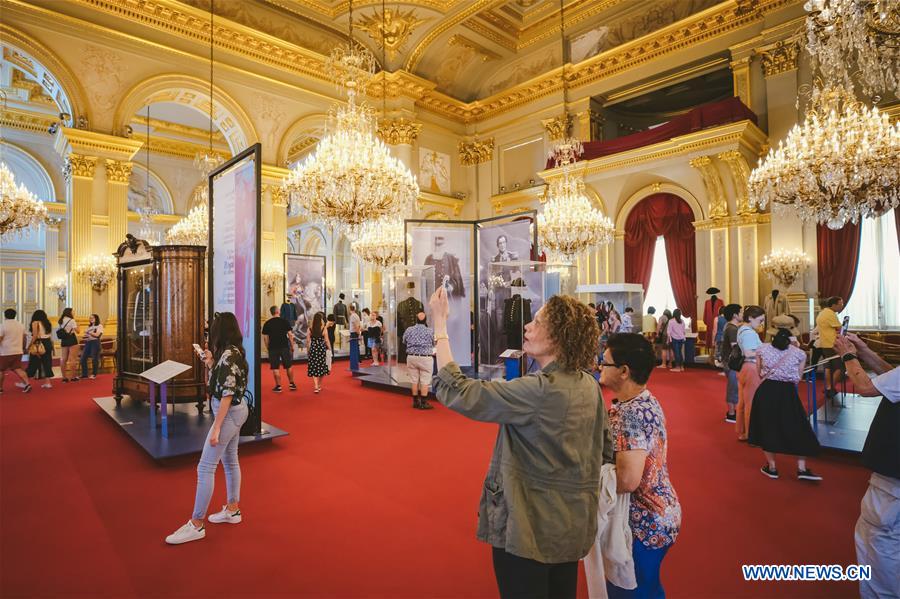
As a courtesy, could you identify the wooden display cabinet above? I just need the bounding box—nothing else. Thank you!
[113,235,206,411]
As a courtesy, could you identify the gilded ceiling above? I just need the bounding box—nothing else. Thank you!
[178,0,721,102]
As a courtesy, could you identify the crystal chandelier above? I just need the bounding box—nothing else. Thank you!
[351,216,408,269]
[262,262,284,295]
[761,249,812,288]
[75,254,118,292]
[0,161,48,241]
[48,276,67,301]
[538,0,613,259]
[283,0,418,234]
[804,0,900,99]
[166,203,208,246]
[539,173,614,259]
[748,84,900,229]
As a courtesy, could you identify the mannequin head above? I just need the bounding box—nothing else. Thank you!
[772,289,779,300]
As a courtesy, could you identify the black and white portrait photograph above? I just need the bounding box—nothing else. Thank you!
[284,253,326,349]
[409,224,472,367]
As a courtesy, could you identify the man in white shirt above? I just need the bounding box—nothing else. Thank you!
[0,309,31,393]
[835,333,899,599]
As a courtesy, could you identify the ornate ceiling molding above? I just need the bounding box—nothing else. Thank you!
[55,127,145,162]
[405,0,504,71]
[0,107,57,134]
[358,7,431,61]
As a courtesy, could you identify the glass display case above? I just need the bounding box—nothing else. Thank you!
[479,261,576,380]
[377,265,436,385]
[576,283,645,330]
[121,263,155,374]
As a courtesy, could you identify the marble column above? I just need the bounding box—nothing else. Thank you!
[105,159,132,332]
[65,154,98,318]
[43,219,63,314]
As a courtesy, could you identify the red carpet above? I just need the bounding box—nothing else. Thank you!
[1,367,870,598]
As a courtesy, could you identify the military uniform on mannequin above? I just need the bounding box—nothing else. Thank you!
[503,278,533,350]
[397,282,424,362]
[333,292,349,326]
[764,289,791,341]
[703,287,724,349]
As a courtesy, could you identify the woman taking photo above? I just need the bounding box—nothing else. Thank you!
[749,328,822,481]
[666,309,687,372]
[57,307,79,382]
[430,287,612,599]
[735,305,766,441]
[600,333,681,598]
[306,311,330,393]
[80,314,103,379]
[166,312,250,545]
[27,310,54,387]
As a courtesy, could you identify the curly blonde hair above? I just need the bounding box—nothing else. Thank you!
[541,295,600,372]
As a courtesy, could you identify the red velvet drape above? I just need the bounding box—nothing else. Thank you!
[625,194,697,327]
[816,222,862,302]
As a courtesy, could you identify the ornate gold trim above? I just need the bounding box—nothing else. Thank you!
[64,154,97,180]
[759,39,800,77]
[126,211,181,224]
[417,191,465,216]
[131,115,227,145]
[0,107,57,134]
[104,159,133,184]
[377,118,423,145]
[694,212,771,230]
[718,150,755,215]
[489,186,545,216]
[689,155,728,218]
[144,137,230,162]
[55,127,144,161]
[458,137,494,166]
[541,113,572,141]
[405,0,502,71]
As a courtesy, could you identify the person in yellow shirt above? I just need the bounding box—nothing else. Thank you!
[643,307,658,339]
[815,296,845,398]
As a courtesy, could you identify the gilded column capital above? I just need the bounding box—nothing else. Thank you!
[541,113,573,141]
[689,155,729,219]
[759,39,800,77]
[64,154,97,181]
[104,159,133,184]
[377,118,423,145]
[458,137,494,166]
[271,186,289,208]
[718,150,755,215]
[45,216,65,231]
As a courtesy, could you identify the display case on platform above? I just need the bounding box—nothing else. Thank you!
[374,265,436,385]
[479,261,576,380]
[113,236,206,410]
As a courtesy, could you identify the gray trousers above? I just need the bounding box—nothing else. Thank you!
[855,473,900,599]
[192,398,249,520]
[724,366,739,407]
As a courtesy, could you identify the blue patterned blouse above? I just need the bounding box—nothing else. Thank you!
[402,324,434,356]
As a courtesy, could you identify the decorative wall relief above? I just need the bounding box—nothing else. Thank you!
[483,48,558,97]
[359,8,430,60]
[254,93,287,149]
[689,155,729,219]
[80,45,123,119]
[418,148,451,194]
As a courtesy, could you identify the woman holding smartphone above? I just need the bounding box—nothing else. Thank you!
[166,312,249,545]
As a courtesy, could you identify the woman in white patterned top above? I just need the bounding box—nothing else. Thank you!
[748,328,822,482]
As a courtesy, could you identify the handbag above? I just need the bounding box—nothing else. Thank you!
[28,339,46,357]
[727,343,744,371]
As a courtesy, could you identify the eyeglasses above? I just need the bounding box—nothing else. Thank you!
[598,360,624,368]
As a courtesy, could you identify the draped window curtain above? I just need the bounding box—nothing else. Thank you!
[816,222,862,303]
[624,193,697,327]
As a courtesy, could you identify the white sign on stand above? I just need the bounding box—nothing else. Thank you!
[139,360,192,438]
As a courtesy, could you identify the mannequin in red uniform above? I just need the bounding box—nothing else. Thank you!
[703,287,724,349]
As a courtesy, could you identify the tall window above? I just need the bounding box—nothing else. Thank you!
[843,209,900,329]
[643,236,678,315]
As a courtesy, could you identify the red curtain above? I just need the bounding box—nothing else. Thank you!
[816,222,862,303]
[625,194,697,327]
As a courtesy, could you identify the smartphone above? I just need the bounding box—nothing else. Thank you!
[192,343,205,358]
[840,316,850,336]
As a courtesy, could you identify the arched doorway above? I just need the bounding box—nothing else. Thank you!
[623,193,697,326]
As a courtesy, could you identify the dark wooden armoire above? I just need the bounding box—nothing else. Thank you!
[113,236,206,409]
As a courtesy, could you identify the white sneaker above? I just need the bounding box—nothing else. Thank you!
[15,382,26,389]
[165,520,206,544]
[41,383,52,388]
[208,505,242,524]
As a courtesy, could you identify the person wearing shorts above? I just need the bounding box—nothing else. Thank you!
[262,306,296,392]
[402,311,435,410]
[0,309,31,394]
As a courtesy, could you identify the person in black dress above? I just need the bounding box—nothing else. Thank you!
[306,312,330,393]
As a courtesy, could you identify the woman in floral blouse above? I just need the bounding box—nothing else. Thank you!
[166,312,250,545]
[600,333,681,599]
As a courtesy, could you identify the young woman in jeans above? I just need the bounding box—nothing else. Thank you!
[166,312,250,545]
[80,314,103,379]
[666,309,687,372]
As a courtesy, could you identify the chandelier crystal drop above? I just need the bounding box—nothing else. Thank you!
[283,1,418,234]
[804,0,900,98]
[0,162,48,241]
[350,216,408,269]
[748,84,900,229]
[75,254,118,292]
[760,249,812,288]
[539,172,615,259]
[165,203,208,246]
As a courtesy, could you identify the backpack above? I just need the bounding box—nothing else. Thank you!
[57,319,77,347]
